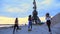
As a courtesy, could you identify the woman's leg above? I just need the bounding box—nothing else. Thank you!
[13,26,16,34]
[48,24,51,32]
[28,24,30,29]
[47,21,51,32]
[17,25,19,29]
[31,24,32,30]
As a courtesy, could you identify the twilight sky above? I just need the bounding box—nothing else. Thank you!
[0,0,60,18]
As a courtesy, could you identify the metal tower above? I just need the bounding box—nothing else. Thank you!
[32,0,41,24]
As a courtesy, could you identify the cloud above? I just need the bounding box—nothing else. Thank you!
[36,0,52,10]
[0,0,60,17]
[7,7,21,12]
[3,3,31,12]
[40,0,51,5]
[1,0,31,13]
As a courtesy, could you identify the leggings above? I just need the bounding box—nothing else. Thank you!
[46,20,51,32]
[13,24,19,34]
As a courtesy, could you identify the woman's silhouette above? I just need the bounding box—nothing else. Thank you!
[13,18,19,34]
[45,13,52,34]
[28,15,32,31]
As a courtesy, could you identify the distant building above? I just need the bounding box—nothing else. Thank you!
[51,13,60,26]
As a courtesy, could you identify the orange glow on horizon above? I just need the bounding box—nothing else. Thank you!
[0,16,45,24]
